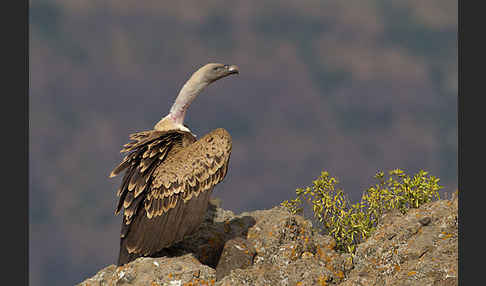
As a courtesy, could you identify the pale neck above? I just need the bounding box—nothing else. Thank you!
[168,80,208,125]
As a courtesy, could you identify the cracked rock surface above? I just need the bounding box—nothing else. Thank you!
[78,193,457,286]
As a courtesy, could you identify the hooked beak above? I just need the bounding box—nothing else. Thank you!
[226,64,239,75]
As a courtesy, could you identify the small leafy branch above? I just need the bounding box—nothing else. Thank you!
[281,169,442,253]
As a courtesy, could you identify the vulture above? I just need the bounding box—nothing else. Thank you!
[110,63,239,265]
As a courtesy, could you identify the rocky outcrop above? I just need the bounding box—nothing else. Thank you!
[78,193,457,286]
[341,192,458,286]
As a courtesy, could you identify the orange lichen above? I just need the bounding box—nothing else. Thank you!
[317,275,328,286]
[441,232,453,239]
[407,271,417,276]
[290,247,297,259]
[184,279,212,286]
[335,270,344,279]
[327,239,336,250]
[316,246,323,259]
[318,249,332,264]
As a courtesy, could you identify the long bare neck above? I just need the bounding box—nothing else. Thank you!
[168,80,207,125]
[154,73,209,131]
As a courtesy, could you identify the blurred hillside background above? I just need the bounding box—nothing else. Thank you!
[29,0,457,285]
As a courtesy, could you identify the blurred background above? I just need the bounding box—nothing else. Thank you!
[29,0,457,285]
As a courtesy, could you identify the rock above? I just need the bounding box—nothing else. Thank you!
[216,207,349,285]
[418,216,431,226]
[77,254,216,286]
[78,193,458,286]
[151,200,256,269]
[342,192,458,286]
[215,237,256,281]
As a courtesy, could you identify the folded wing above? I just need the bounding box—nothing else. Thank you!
[111,128,232,265]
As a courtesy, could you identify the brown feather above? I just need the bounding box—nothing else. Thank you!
[123,191,134,209]
[134,171,147,198]
[116,164,134,197]
[128,169,141,192]
[114,128,232,265]
[110,158,131,178]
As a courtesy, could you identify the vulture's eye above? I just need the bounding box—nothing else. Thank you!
[213,66,220,71]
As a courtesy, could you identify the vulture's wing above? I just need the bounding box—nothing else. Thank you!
[113,128,232,264]
[110,129,192,219]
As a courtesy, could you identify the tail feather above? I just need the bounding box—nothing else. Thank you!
[117,238,143,266]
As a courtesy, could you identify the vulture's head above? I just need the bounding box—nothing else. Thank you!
[156,62,239,131]
[193,63,239,84]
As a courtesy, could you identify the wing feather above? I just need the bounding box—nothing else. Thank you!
[111,129,189,217]
[114,128,231,263]
[147,128,231,216]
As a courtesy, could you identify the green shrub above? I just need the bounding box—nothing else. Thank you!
[281,169,442,253]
